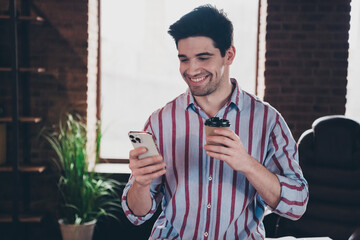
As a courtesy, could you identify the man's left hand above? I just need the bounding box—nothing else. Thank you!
[203,128,254,173]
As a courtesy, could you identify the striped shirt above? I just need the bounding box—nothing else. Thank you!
[122,78,309,240]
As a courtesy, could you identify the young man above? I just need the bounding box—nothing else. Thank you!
[122,5,308,239]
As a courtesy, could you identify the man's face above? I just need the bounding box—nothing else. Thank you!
[177,36,230,97]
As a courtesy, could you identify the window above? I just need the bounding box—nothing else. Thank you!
[346,0,360,122]
[100,1,259,159]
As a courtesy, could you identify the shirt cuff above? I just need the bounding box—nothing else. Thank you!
[121,181,158,226]
[272,174,308,220]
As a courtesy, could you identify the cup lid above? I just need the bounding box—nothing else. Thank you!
[205,117,230,127]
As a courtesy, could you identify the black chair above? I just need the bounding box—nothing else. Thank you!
[275,115,360,240]
[349,227,360,240]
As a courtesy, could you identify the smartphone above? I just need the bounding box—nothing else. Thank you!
[128,131,160,159]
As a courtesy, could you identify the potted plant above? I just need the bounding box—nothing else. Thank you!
[41,112,121,240]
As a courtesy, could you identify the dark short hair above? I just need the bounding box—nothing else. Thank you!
[168,5,233,57]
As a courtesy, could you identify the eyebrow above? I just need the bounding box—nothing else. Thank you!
[178,52,214,58]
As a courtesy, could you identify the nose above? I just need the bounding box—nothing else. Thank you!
[186,59,201,76]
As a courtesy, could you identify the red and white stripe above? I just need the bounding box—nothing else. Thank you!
[121,78,309,239]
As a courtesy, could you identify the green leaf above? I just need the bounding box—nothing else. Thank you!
[40,112,122,224]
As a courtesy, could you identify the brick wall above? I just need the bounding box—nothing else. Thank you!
[264,0,351,140]
[29,0,89,121]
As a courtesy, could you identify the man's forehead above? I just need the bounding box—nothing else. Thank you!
[177,36,219,56]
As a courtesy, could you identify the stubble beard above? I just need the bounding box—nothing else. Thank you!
[185,73,218,97]
[190,85,216,97]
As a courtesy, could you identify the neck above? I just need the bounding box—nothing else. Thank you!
[194,79,234,117]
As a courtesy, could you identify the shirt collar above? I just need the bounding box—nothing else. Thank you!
[185,78,244,112]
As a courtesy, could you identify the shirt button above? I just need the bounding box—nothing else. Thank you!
[207,203,211,209]
[204,232,208,237]
[208,176,212,181]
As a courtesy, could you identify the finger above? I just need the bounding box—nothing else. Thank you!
[135,155,163,168]
[204,144,232,156]
[213,128,238,140]
[129,156,164,173]
[206,135,237,148]
[135,161,166,176]
[135,168,167,185]
[205,150,231,163]
[129,147,147,159]
[134,165,166,180]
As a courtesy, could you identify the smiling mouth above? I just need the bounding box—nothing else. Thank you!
[191,76,205,82]
[188,75,209,83]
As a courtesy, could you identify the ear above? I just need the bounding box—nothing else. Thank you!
[225,45,236,65]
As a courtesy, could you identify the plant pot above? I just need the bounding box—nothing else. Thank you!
[58,219,97,240]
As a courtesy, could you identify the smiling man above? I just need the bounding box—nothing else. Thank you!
[122,5,309,239]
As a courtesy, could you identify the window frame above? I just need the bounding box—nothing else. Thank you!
[96,0,263,164]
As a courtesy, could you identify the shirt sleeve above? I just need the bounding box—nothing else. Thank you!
[264,114,309,220]
[121,175,164,225]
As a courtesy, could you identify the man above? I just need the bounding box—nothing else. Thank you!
[122,5,308,239]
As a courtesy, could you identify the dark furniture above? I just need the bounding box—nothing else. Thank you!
[276,115,360,240]
[0,1,47,239]
[349,227,360,240]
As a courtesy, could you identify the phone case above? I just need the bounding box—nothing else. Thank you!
[128,131,160,159]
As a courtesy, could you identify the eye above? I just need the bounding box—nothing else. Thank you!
[199,57,209,61]
[180,58,188,63]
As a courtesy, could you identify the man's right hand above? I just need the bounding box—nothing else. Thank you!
[127,147,166,216]
[129,147,166,187]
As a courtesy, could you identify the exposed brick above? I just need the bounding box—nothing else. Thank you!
[312,69,331,77]
[267,23,282,30]
[281,60,304,67]
[264,0,350,140]
[283,24,300,31]
[280,87,296,94]
[318,4,333,12]
[265,60,280,67]
[313,51,332,58]
[283,5,299,12]
[291,33,307,40]
[304,60,320,68]
[300,5,316,12]
[332,69,348,77]
[336,3,351,13]
[289,77,315,86]
[302,24,317,31]
[266,32,290,40]
[333,51,348,59]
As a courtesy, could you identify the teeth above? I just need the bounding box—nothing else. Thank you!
[190,76,206,82]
